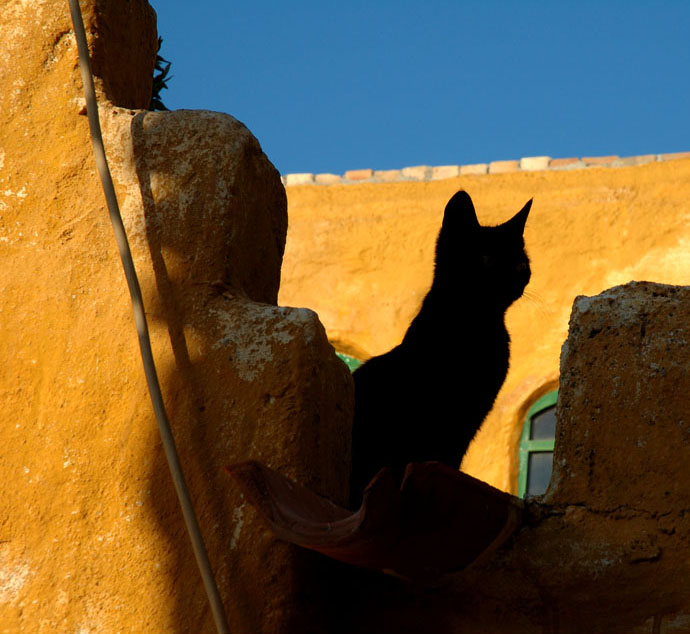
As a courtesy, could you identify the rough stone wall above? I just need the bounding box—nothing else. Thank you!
[551,283,690,513]
[0,2,352,633]
[299,283,690,633]
[279,156,690,493]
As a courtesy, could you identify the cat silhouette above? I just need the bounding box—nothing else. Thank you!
[349,190,532,508]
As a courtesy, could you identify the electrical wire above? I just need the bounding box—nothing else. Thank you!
[66,2,231,632]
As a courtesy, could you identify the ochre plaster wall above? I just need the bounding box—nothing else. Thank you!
[279,158,690,493]
[1,2,353,631]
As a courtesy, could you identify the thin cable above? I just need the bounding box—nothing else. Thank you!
[66,2,230,632]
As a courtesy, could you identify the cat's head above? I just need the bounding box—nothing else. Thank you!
[434,190,532,308]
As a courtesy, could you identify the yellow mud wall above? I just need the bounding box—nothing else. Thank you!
[279,158,690,493]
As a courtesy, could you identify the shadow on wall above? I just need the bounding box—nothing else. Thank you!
[125,109,354,633]
[235,282,690,633]
[131,111,254,632]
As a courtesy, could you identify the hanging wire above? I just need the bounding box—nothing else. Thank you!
[66,2,230,632]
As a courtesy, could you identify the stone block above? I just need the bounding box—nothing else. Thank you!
[488,160,519,174]
[314,173,342,185]
[431,165,461,180]
[549,157,581,169]
[401,165,431,180]
[85,0,159,109]
[459,163,488,175]
[549,282,690,514]
[344,168,373,181]
[519,156,551,171]
[373,169,402,181]
[659,151,690,161]
[614,154,656,167]
[285,172,315,186]
[634,154,658,165]
[582,155,619,166]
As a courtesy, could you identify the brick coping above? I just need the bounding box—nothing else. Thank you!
[282,152,690,186]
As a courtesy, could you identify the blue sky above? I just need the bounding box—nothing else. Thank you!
[154,1,689,175]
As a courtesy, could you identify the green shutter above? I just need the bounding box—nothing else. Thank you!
[518,390,558,498]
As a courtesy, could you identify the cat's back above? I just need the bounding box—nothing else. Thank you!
[348,190,532,506]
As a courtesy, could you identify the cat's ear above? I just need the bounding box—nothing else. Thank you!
[504,199,532,234]
[442,190,480,233]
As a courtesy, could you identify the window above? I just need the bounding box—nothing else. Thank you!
[336,352,362,373]
[518,390,557,498]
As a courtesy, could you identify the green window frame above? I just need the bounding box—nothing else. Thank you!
[336,352,362,373]
[518,390,558,498]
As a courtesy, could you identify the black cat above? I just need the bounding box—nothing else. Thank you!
[349,190,532,508]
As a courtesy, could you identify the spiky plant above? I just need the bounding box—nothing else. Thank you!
[150,36,172,111]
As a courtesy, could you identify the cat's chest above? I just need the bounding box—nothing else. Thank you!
[404,319,509,383]
[441,330,508,377]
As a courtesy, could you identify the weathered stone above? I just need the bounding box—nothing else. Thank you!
[304,283,690,633]
[373,169,402,181]
[549,282,690,513]
[519,156,551,171]
[502,281,690,631]
[0,2,352,633]
[488,159,519,173]
[103,109,290,304]
[344,168,373,181]
[549,157,581,169]
[659,151,690,161]
[0,0,156,118]
[430,165,461,180]
[314,172,342,185]
[582,154,619,166]
[85,0,159,108]
[401,165,431,180]
[459,163,488,175]
[614,154,656,167]
[285,172,315,185]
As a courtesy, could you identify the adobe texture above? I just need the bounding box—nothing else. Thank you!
[0,1,352,632]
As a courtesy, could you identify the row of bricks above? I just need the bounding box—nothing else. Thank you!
[282,151,690,186]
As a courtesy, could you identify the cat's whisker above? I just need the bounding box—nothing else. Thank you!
[522,290,542,305]
[350,189,534,509]
[522,290,551,315]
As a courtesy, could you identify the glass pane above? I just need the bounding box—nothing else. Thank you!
[336,352,362,373]
[526,451,553,496]
[530,405,556,440]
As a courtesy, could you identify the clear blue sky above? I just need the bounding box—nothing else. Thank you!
[154,1,689,176]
